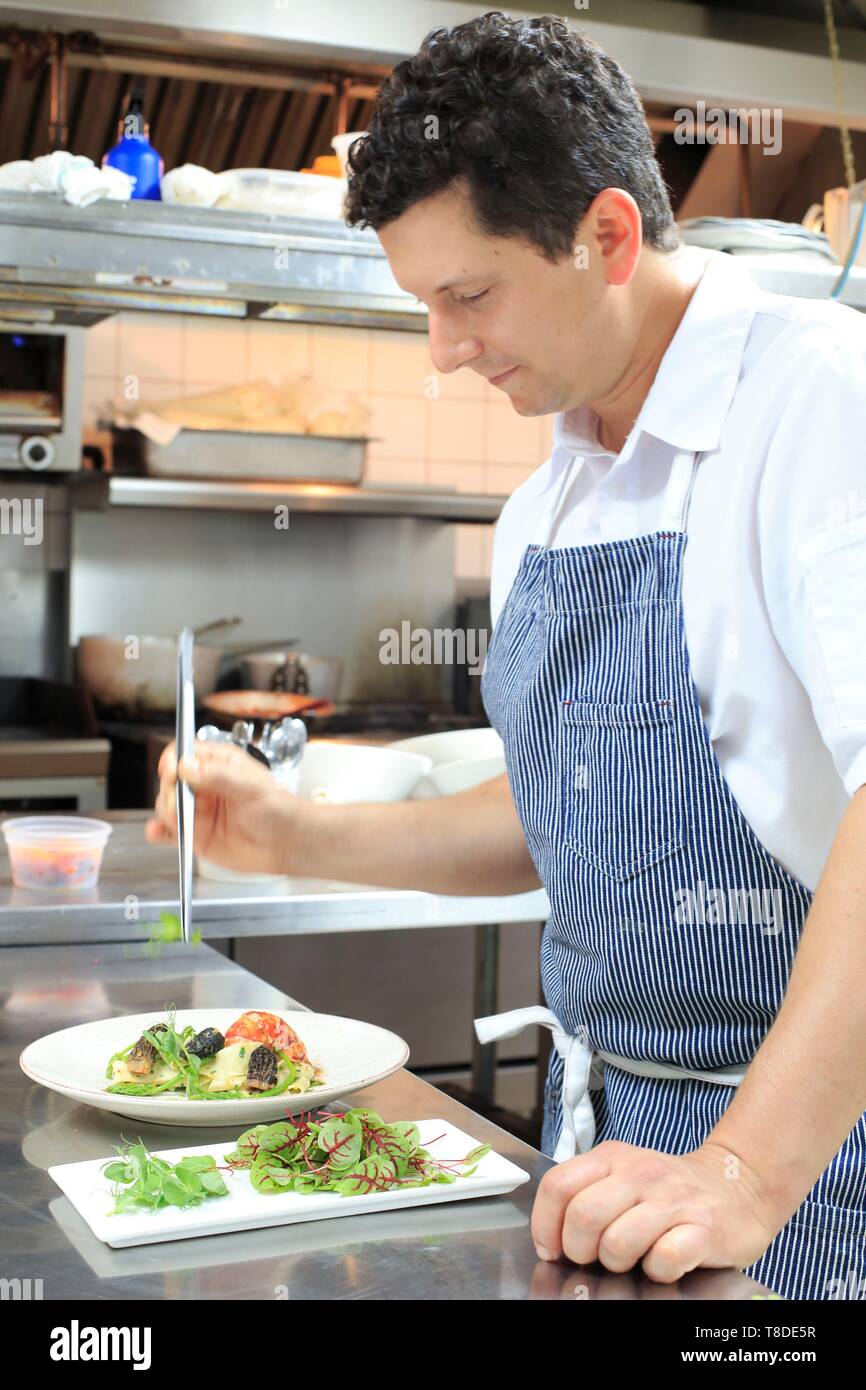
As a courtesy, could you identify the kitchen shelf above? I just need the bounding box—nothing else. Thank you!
[0,193,427,328]
[731,252,866,310]
[73,473,506,521]
[4,196,865,328]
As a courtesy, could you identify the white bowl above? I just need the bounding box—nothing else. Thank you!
[389,728,504,764]
[426,754,507,798]
[388,729,505,798]
[296,741,432,805]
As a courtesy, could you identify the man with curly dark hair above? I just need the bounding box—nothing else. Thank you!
[152,13,866,1302]
[345,9,685,432]
[343,12,866,1302]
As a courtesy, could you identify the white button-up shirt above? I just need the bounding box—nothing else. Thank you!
[490,250,866,892]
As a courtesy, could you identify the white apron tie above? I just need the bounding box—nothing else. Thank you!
[474,1005,748,1164]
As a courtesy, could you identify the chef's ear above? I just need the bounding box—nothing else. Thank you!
[585,188,642,286]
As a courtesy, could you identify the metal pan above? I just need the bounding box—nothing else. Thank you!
[76,634,223,718]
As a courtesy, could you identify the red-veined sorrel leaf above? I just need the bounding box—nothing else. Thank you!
[317,1115,362,1170]
[331,1157,393,1195]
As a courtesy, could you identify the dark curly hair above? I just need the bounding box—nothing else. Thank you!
[344,11,678,259]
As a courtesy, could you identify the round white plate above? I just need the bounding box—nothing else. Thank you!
[20,1009,409,1127]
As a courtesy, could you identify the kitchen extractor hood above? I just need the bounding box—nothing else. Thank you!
[4,1,866,128]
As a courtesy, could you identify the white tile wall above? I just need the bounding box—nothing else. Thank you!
[117,311,185,383]
[182,316,248,385]
[84,317,118,377]
[429,397,485,464]
[83,314,554,582]
[367,393,429,462]
[247,320,310,380]
[427,460,484,495]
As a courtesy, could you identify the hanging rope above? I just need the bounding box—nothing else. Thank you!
[822,0,856,188]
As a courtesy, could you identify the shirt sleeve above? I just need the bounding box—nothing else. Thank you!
[756,314,866,798]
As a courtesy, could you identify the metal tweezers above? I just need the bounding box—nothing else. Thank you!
[175,626,196,945]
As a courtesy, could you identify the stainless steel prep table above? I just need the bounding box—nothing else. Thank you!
[0,940,768,1300]
[0,811,551,1107]
[0,812,550,944]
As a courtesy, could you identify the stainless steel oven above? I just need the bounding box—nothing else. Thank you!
[0,321,85,472]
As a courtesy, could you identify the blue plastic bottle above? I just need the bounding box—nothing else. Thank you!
[102,90,163,200]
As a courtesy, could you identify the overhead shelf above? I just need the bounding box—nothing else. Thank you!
[0,193,427,328]
[717,252,866,311]
[3,195,862,330]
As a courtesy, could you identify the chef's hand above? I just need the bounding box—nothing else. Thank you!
[145,739,296,875]
[531,1139,783,1282]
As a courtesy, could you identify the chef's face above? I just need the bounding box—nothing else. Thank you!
[377,179,643,417]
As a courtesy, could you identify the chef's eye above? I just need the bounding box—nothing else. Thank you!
[459,289,489,305]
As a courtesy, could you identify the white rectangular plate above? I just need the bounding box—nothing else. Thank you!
[49,1120,531,1248]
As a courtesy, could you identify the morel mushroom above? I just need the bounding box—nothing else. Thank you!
[127,1022,167,1076]
[186,1027,225,1060]
[246,1044,278,1091]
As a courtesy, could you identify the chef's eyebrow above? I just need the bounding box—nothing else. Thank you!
[432,275,485,294]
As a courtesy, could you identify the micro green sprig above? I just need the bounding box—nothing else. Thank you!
[102,1138,230,1215]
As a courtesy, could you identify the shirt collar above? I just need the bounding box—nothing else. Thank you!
[529,250,760,497]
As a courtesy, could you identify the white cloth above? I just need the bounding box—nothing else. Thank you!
[0,152,135,205]
[490,249,866,892]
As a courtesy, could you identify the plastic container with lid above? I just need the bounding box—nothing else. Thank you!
[215,168,347,220]
[2,816,113,891]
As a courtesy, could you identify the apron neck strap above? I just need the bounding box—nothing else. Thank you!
[660,448,702,534]
[531,446,703,549]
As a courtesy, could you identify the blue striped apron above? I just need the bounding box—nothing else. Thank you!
[478,447,866,1300]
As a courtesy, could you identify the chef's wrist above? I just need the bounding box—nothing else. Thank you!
[698,1126,810,1231]
[269,785,308,877]
[272,785,345,878]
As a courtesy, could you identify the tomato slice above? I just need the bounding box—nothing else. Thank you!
[223,1011,309,1063]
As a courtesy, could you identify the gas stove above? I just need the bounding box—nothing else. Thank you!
[309,702,486,737]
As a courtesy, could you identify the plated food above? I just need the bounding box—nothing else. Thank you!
[48,1116,530,1248]
[100,1110,490,1213]
[107,1009,322,1101]
[21,1007,410,1126]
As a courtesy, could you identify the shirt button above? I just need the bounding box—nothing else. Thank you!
[610,480,624,498]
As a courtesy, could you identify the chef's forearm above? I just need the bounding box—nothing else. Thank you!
[276,771,542,895]
[705,784,866,1224]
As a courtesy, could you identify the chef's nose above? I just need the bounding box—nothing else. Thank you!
[428,312,482,375]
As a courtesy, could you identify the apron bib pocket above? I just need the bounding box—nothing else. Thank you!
[560,697,684,881]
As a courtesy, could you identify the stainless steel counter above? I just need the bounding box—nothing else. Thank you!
[104,476,507,523]
[0,940,768,1300]
[0,812,550,945]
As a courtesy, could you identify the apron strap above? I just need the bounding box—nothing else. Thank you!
[660,448,702,534]
[475,1005,601,1160]
[530,445,703,552]
[474,1006,747,1163]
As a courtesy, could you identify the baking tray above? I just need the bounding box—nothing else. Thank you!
[111,426,367,483]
